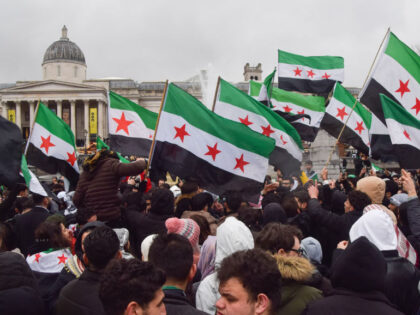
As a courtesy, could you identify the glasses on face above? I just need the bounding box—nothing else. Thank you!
[288,248,304,256]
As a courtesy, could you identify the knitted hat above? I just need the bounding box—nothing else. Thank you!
[301,237,323,265]
[165,217,200,253]
[390,193,409,207]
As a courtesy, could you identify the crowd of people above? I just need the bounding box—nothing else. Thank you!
[0,148,420,315]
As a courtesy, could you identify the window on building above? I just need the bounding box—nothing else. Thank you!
[57,65,61,76]
[74,66,78,77]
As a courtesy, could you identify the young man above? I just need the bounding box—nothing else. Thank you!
[100,258,166,315]
[216,249,282,315]
[149,233,206,315]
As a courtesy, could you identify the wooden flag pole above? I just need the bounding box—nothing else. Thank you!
[268,67,276,108]
[211,76,221,112]
[145,80,168,178]
[24,99,41,156]
[323,28,390,169]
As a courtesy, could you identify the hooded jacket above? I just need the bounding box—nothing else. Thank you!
[303,237,403,315]
[195,217,254,314]
[275,255,322,315]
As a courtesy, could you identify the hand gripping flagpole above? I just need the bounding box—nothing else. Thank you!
[24,99,41,156]
[145,80,168,178]
[323,28,391,169]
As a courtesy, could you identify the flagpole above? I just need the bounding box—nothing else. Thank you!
[323,28,391,169]
[144,80,168,178]
[211,76,221,112]
[24,99,41,156]
[268,67,276,108]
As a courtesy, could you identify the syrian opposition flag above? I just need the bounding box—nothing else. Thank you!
[250,69,276,107]
[20,155,47,196]
[27,248,72,274]
[214,78,303,176]
[108,91,157,157]
[321,82,372,155]
[250,80,325,142]
[26,102,79,188]
[97,136,129,163]
[277,49,344,94]
[381,94,420,169]
[150,83,275,201]
[360,32,420,161]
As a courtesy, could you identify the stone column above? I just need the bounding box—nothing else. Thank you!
[84,100,89,146]
[70,100,76,136]
[0,101,7,118]
[56,100,62,119]
[16,102,22,129]
[98,100,104,138]
[29,101,36,127]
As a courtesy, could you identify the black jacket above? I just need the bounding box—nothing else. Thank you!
[13,206,50,256]
[55,269,105,315]
[163,288,207,315]
[403,197,420,254]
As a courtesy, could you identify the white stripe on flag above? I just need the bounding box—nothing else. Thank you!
[108,108,154,139]
[385,118,420,148]
[278,62,344,82]
[269,99,325,127]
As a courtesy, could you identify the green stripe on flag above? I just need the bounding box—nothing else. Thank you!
[278,49,344,70]
[163,83,275,157]
[381,94,420,129]
[385,32,420,84]
[333,83,372,129]
[109,91,158,130]
[96,137,129,163]
[21,155,32,189]
[36,102,76,147]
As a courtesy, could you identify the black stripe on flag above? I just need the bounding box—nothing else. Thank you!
[109,134,152,157]
[278,77,336,95]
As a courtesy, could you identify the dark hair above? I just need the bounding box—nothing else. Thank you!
[217,249,282,315]
[255,223,302,254]
[181,181,199,195]
[35,221,71,249]
[261,192,282,209]
[281,195,299,218]
[294,189,310,204]
[149,233,193,281]
[0,222,16,251]
[150,188,174,215]
[386,180,399,195]
[83,226,120,270]
[191,192,213,211]
[16,183,28,195]
[305,160,313,166]
[100,259,165,315]
[348,190,371,212]
[76,207,97,225]
[125,192,147,213]
[237,206,262,232]
[32,193,46,205]
[190,214,211,245]
[13,197,33,214]
[225,191,242,213]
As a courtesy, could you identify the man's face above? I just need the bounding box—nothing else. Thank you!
[305,163,312,172]
[282,180,291,189]
[286,236,301,257]
[388,203,397,212]
[136,289,166,315]
[216,278,257,315]
[344,199,354,213]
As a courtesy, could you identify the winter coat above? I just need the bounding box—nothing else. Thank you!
[73,157,145,222]
[55,269,105,315]
[181,210,218,235]
[304,237,403,315]
[196,217,254,314]
[274,255,322,315]
[163,287,207,315]
[403,197,420,254]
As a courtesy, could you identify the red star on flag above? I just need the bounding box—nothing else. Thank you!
[411,98,420,115]
[404,130,411,141]
[355,121,365,135]
[234,154,249,173]
[307,70,315,78]
[57,254,68,265]
[149,134,153,139]
[322,72,331,79]
[40,135,55,154]
[205,143,221,161]
[34,253,41,263]
[66,152,77,166]
[293,67,303,76]
[336,107,348,121]
[298,109,305,121]
[283,105,292,113]
[239,115,253,126]
[261,124,275,137]
[280,135,288,145]
[395,79,410,98]
[113,112,134,135]
[174,124,190,142]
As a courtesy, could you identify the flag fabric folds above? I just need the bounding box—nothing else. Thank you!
[321,82,372,155]
[359,32,420,160]
[380,94,420,169]
[0,116,22,188]
[150,83,275,201]
[251,69,276,107]
[20,155,48,196]
[277,49,344,94]
[108,91,157,157]
[250,80,325,141]
[96,136,129,163]
[215,78,303,176]
[26,102,79,188]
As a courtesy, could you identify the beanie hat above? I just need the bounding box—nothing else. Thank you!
[301,237,323,265]
[390,193,409,207]
[356,176,385,204]
[165,217,200,253]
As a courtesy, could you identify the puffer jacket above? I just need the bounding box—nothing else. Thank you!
[73,156,145,222]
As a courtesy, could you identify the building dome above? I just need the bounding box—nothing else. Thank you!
[42,26,86,65]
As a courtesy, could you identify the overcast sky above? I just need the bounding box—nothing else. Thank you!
[1,0,419,89]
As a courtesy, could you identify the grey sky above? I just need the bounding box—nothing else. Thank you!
[1,0,419,88]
